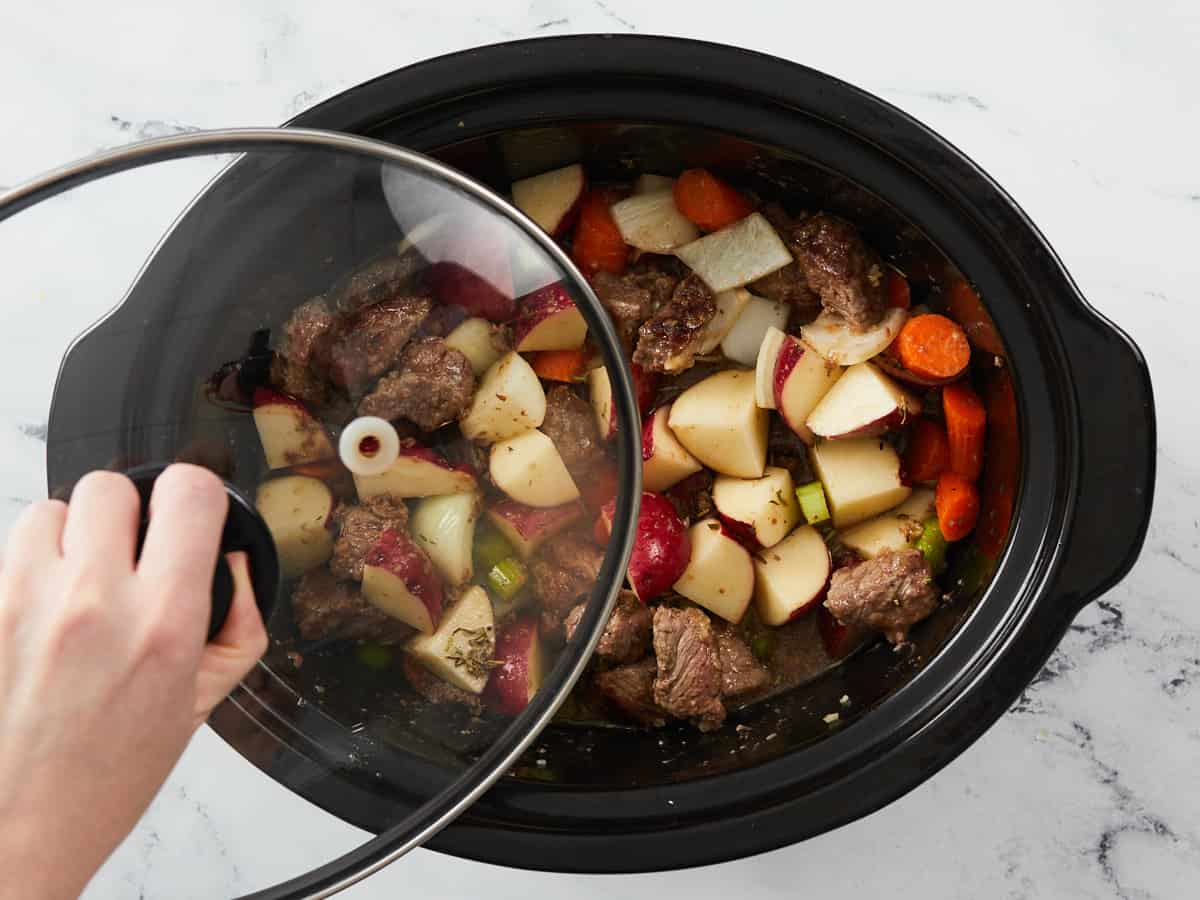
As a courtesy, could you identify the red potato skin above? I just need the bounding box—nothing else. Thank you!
[483,616,541,715]
[397,442,474,476]
[548,177,586,237]
[602,492,691,603]
[632,364,658,418]
[253,385,308,410]
[817,605,870,658]
[812,406,918,441]
[640,409,657,461]
[487,500,583,556]
[426,261,516,322]
[714,516,760,553]
[510,282,577,348]
[366,529,444,630]
[772,337,804,411]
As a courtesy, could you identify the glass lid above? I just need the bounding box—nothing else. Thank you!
[0,129,641,898]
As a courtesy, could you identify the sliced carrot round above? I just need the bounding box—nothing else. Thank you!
[894,314,971,381]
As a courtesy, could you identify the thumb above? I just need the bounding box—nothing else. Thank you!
[192,552,269,727]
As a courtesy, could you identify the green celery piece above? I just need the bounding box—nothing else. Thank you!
[795,480,831,525]
[488,556,529,601]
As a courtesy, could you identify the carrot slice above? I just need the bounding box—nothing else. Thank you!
[572,190,628,275]
[935,472,980,542]
[942,381,987,481]
[945,279,1005,357]
[886,269,911,309]
[904,418,951,483]
[673,169,754,232]
[529,348,591,383]
[894,314,971,381]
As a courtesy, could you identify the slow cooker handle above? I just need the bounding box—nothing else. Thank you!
[125,464,279,640]
[1052,307,1155,611]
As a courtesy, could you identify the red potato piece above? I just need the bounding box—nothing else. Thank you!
[642,405,703,493]
[252,387,336,470]
[405,585,495,694]
[711,466,800,551]
[805,361,920,441]
[486,500,583,559]
[483,617,546,715]
[600,492,691,603]
[672,518,756,623]
[668,369,768,479]
[460,351,547,444]
[255,475,335,578]
[511,282,588,353]
[808,437,911,529]
[762,329,844,444]
[511,164,586,237]
[753,524,831,625]
[353,442,475,500]
[361,529,445,634]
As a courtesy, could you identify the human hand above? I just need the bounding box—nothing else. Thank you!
[0,464,268,900]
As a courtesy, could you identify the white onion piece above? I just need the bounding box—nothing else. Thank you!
[339,416,401,476]
[674,212,793,294]
[610,190,699,254]
[720,295,790,367]
[800,308,909,367]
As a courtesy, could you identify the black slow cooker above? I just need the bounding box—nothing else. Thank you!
[46,36,1154,875]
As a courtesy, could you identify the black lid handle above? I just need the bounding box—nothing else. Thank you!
[125,464,279,640]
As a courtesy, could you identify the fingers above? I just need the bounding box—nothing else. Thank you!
[209,553,268,654]
[193,552,268,725]
[59,471,142,569]
[137,464,228,594]
[3,499,69,566]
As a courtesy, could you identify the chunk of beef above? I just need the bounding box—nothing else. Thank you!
[824,547,939,645]
[767,419,815,486]
[651,606,725,731]
[633,274,716,374]
[412,303,469,340]
[331,254,425,314]
[562,591,652,664]
[290,569,414,643]
[531,533,606,634]
[591,266,679,350]
[401,655,483,713]
[595,658,668,727]
[329,502,408,582]
[664,470,714,523]
[358,337,475,430]
[278,296,336,368]
[713,625,770,699]
[326,293,433,393]
[269,355,331,409]
[540,385,604,479]
[789,213,885,331]
[750,264,821,319]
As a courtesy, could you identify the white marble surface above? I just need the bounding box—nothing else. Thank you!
[1,1,1197,897]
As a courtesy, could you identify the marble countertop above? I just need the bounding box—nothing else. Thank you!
[1,1,1197,897]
